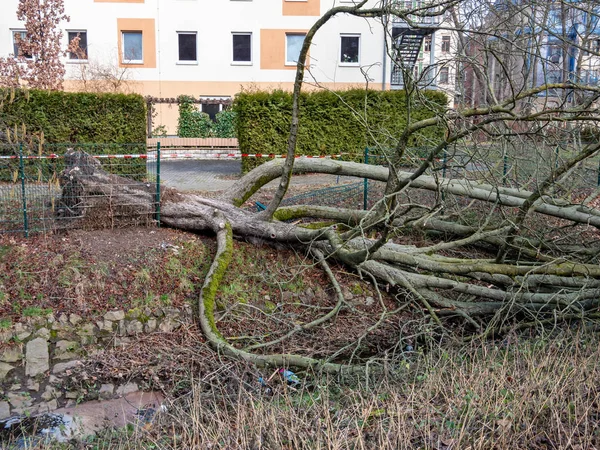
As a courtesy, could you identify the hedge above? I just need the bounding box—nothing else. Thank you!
[1,89,146,144]
[0,89,147,177]
[234,89,448,171]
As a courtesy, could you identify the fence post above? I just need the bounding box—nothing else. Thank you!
[18,144,29,238]
[155,141,161,227]
[363,147,369,210]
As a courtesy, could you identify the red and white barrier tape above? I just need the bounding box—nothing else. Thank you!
[0,154,149,160]
[0,153,344,160]
[240,154,341,159]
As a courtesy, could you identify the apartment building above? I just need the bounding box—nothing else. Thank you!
[463,0,600,109]
[0,0,458,133]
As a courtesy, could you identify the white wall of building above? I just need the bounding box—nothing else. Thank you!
[0,0,456,131]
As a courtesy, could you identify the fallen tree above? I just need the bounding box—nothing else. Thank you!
[57,148,600,370]
[52,0,600,370]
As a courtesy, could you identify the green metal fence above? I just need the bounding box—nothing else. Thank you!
[0,143,160,236]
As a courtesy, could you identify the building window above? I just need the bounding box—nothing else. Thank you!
[178,32,197,62]
[12,30,32,59]
[547,45,561,64]
[232,33,252,63]
[200,96,231,122]
[68,31,87,60]
[439,67,449,84]
[122,31,143,63]
[441,36,450,53]
[286,33,305,65]
[340,34,360,64]
[423,36,431,52]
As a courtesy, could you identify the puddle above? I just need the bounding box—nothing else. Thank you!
[0,391,164,448]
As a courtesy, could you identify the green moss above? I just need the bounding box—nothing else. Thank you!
[273,207,309,221]
[125,308,141,321]
[201,223,234,339]
[138,314,150,324]
[350,283,365,295]
[232,174,276,207]
[300,221,337,229]
[264,300,277,313]
[0,318,11,330]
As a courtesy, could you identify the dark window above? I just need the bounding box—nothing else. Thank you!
[442,35,451,53]
[340,35,360,63]
[424,37,431,52]
[439,67,449,84]
[68,31,88,60]
[178,33,197,62]
[232,33,251,62]
[202,103,220,122]
[12,31,32,59]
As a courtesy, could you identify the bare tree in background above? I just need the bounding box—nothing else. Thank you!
[70,51,133,93]
[0,0,77,90]
[42,0,600,370]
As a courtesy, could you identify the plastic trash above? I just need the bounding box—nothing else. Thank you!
[279,369,301,386]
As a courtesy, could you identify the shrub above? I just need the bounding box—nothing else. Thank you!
[234,89,447,171]
[0,88,147,177]
[0,88,146,144]
[177,95,213,138]
[177,96,237,138]
[214,110,237,138]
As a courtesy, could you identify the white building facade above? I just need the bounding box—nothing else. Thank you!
[0,0,457,133]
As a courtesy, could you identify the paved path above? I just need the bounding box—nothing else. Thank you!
[155,159,361,192]
[149,159,241,192]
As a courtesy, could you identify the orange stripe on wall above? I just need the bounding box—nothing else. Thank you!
[282,0,320,16]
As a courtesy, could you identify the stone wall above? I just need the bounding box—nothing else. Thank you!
[0,307,192,419]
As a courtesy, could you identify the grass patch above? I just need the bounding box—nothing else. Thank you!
[21,307,52,317]
[30,328,600,449]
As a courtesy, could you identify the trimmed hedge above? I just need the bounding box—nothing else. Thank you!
[0,89,147,177]
[234,89,448,171]
[1,89,146,144]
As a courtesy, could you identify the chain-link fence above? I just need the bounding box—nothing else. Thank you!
[0,143,160,236]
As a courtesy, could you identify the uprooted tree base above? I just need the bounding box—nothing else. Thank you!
[58,150,600,372]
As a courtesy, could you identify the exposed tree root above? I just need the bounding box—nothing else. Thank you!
[196,209,367,374]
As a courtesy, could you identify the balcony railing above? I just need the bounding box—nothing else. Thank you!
[392,15,441,27]
[391,66,436,87]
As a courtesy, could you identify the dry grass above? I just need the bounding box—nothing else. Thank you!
[45,328,599,450]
